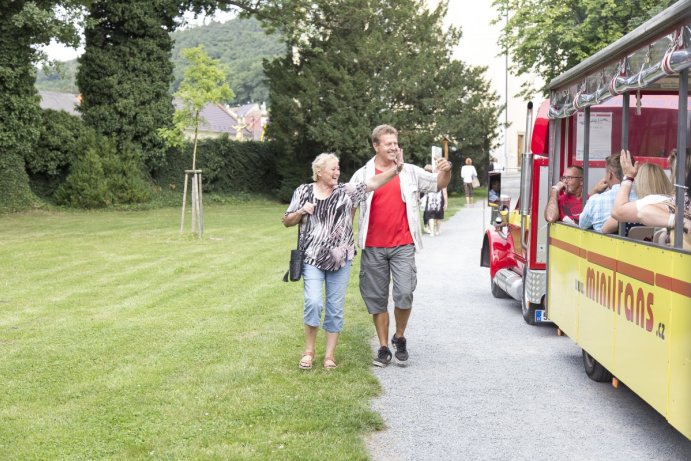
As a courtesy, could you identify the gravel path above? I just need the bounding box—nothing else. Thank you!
[365,203,690,461]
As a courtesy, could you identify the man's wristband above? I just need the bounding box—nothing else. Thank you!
[623,175,635,183]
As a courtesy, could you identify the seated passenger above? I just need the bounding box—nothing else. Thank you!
[544,166,584,224]
[488,178,500,204]
[579,153,636,233]
[632,149,690,242]
[608,150,675,229]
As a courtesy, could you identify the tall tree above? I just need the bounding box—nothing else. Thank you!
[260,0,499,199]
[492,0,677,97]
[77,0,218,172]
[0,0,83,212]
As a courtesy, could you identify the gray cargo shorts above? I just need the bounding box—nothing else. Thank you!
[359,244,417,314]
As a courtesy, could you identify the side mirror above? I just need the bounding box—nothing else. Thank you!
[488,172,501,207]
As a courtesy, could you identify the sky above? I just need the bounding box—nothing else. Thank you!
[443,0,543,166]
[41,10,236,61]
[43,2,502,64]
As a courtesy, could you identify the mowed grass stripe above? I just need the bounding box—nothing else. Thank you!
[0,201,385,460]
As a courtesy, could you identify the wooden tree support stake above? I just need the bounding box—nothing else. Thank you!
[180,169,204,239]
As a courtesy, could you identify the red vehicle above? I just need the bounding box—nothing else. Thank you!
[481,99,550,325]
[482,94,681,325]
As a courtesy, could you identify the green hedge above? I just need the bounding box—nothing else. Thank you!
[6,112,283,211]
[154,136,281,196]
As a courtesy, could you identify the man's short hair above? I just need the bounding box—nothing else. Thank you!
[565,165,583,177]
[605,153,624,181]
[371,124,398,145]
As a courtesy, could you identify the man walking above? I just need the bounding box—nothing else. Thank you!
[351,124,452,366]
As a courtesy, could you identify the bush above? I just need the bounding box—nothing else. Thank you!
[27,110,88,176]
[55,136,151,208]
[25,110,93,199]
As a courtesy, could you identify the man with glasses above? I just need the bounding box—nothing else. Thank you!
[544,166,584,224]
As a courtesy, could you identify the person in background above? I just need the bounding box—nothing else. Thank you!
[489,156,504,172]
[350,124,452,367]
[423,186,447,236]
[422,164,447,236]
[421,193,432,234]
[668,148,688,184]
[460,158,478,205]
[579,153,635,233]
[283,152,402,370]
[421,165,433,234]
[544,166,584,224]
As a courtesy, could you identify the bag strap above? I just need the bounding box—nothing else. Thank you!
[296,219,302,249]
[296,183,315,251]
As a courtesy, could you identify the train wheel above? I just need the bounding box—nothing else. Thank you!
[491,278,509,298]
[582,349,612,382]
[521,292,538,325]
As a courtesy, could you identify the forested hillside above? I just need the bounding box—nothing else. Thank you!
[35,17,283,105]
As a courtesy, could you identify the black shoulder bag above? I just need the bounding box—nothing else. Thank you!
[283,219,305,282]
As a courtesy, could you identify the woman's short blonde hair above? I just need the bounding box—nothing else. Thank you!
[312,153,339,181]
[465,158,473,165]
[635,163,673,198]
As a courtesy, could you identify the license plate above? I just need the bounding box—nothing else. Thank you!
[535,309,550,322]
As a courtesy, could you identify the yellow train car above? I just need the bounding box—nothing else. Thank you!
[542,1,691,439]
[548,225,690,438]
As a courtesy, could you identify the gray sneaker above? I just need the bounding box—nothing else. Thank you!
[373,346,392,367]
[391,335,409,362]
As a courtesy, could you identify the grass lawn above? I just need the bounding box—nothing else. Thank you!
[0,193,469,460]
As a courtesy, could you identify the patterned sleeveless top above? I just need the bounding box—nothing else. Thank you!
[285,182,367,271]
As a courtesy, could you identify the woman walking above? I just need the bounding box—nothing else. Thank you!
[460,158,478,205]
[282,152,402,369]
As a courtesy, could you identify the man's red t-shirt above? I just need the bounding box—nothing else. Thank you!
[365,169,414,247]
[558,192,583,223]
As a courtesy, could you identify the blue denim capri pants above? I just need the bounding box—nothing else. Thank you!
[302,260,352,333]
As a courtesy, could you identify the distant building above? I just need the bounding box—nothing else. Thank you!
[226,102,268,141]
[173,99,254,140]
[38,90,80,115]
[37,91,263,141]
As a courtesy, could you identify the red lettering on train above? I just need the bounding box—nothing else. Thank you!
[636,288,645,327]
[646,293,654,332]
[625,284,634,322]
[582,265,655,334]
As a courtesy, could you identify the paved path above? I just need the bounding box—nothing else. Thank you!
[365,203,690,461]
